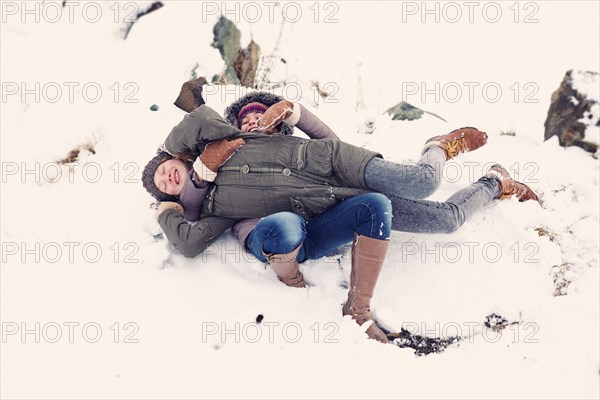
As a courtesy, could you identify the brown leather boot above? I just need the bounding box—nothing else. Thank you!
[263,245,307,288]
[423,127,488,160]
[343,234,390,344]
[485,164,539,202]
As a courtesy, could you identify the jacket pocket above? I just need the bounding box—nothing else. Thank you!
[293,141,334,177]
[206,186,237,218]
[291,141,309,171]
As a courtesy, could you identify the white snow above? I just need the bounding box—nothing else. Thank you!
[572,70,600,102]
[1,1,599,399]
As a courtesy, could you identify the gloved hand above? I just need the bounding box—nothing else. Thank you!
[193,138,245,182]
[157,201,184,215]
[179,170,210,222]
[258,100,295,134]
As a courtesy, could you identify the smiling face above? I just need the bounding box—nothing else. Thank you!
[240,111,264,133]
[153,158,189,196]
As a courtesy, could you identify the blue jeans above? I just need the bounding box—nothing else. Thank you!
[364,147,500,233]
[246,193,392,263]
[365,146,447,200]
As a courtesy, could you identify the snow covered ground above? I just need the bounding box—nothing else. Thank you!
[1,1,599,398]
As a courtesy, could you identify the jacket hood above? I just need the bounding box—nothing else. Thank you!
[224,91,294,136]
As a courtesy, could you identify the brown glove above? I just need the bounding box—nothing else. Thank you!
[193,138,245,182]
[258,100,295,134]
[157,201,184,215]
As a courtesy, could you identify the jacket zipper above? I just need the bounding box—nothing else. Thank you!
[296,142,307,170]
[207,185,217,213]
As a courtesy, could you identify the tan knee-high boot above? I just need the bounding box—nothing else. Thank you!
[343,234,390,343]
[264,245,306,288]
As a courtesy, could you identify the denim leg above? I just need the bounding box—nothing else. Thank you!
[245,212,306,262]
[389,177,500,234]
[364,147,446,199]
[301,193,392,261]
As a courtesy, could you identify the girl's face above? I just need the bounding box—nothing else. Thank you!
[154,158,189,196]
[240,111,263,133]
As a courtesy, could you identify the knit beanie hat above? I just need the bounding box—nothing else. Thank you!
[142,151,179,202]
[237,102,269,128]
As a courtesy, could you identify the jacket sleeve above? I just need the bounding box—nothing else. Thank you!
[157,208,238,258]
[284,103,340,140]
[164,105,245,155]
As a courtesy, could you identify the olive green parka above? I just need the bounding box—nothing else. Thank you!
[158,105,381,257]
